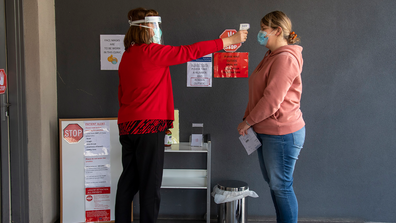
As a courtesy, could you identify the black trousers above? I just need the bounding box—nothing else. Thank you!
[115,131,165,223]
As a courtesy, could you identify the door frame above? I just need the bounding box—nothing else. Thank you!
[1,0,29,222]
[0,0,10,221]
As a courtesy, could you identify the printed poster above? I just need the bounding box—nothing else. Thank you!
[214,52,249,78]
[85,187,111,222]
[100,35,125,70]
[83,120,112,222]
[85,155,111,188]
[84,121,110,156]
[187,54,212,87]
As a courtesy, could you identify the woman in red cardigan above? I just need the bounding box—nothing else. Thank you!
[115,7,247,223]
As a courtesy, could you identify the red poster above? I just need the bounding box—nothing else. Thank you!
[86,187,111,195]
[214,53,249,78]
[85,187,111,222]
[85,210,110,222]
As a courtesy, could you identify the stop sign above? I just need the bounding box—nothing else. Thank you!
[86,195,93,202]
[219,29,241,52]
[0,69,7,94]
[63,124,84,144]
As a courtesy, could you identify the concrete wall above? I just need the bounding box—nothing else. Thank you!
[23,0,59,222]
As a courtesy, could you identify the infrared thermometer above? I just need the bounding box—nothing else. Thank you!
[239,23,250,31]
[239,23,250,43]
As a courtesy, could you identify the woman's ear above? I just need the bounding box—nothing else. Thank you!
[276,27,283,36]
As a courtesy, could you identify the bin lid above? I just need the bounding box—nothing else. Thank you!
[217,180,249,191]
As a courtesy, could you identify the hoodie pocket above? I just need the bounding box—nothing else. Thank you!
[271,111,280,120]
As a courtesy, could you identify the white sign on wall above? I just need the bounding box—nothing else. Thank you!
[100,35,125,70]
[187,54,213,87]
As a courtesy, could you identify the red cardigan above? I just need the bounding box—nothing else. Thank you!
[118,38,223,124]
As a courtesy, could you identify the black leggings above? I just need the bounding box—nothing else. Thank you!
[115,131,165,223]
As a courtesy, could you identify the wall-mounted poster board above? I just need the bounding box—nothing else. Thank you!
[60,118,132,223]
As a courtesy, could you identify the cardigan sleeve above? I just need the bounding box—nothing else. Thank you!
[146,39,223,67]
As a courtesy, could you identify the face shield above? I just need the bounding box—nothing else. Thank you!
[129,16,163,44]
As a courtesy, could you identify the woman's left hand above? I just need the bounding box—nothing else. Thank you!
[237,121,251,136]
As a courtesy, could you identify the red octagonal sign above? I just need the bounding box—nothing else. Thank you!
[219,29,241,52]
[0,69,7,94]
[63,124,84,144]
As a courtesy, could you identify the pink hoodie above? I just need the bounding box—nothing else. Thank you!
[244,45,305,135]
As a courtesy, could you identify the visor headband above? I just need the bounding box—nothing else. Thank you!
[128,16,161,26]
[129,19,145,26]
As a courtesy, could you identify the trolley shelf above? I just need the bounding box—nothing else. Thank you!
[165,142,208,153]
[161,141,212,223]
[161,169,207,189]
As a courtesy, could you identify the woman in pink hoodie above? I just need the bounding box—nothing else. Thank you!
[237,11,305,223]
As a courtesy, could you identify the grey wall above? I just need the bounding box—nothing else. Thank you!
[56,0,396,222]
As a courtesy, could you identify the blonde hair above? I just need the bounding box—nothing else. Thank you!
[261,11,300,44]
[124,7,159,50]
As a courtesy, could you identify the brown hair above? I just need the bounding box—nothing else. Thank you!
[261,11,300,44]
[124,7,159,50]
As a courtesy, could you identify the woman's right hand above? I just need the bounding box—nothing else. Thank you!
[222,30,248,48]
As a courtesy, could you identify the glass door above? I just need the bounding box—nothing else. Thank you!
[0,0,9,221]
[1,0,29,221]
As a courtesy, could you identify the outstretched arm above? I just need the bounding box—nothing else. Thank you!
[221,30,248,48]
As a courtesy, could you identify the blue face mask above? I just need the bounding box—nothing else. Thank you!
[152,28,162,44]
[257,30,274,46]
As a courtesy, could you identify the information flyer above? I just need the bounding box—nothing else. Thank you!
[187,54,212,87]
[85,187,111,222]
[83,120,111,222]
[84,121,110,156]
[85,155,111,188]
[100,35,125,70]
[214,52,249,78]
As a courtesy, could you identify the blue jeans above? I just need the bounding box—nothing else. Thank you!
[257,127,305,223]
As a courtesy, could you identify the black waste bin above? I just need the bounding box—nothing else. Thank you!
[217,180,248,223]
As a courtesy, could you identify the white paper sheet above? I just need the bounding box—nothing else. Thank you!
[239,128,262,155]
[100,35,124,70]
[84,121,110,156]
[84,155,111,187]
[187,54,212,87]
[191,134,203,147]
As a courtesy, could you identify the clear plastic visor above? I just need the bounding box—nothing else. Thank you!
[129,16,163,44]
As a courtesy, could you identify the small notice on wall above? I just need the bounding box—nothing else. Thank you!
[100,35,125,70]
[214,52,249,78]
[187,54,212,87]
